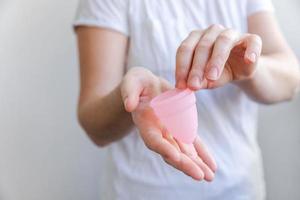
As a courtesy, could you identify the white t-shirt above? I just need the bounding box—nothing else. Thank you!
[74,0,274,199]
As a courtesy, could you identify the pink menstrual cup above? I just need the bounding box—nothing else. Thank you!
[150,88,198,144]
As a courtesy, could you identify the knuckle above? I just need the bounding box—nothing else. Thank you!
[250,34,262,41]
[128,67,149,78]
[189,68,202,76]
[213,54,227,63]
[187,152,197,159]
[128,66,141,74]
[177,43,193,55]
[189,30,201,36]
[218,32,234,43]
[250,34,262,46]
[209,24,224,30]
[218,28,239,42]
[197,38,214,49]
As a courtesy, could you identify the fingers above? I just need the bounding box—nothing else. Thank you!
[177,141,215,181]
[138,109,205,181]
[193,156,215,182]
[161,129,208,181]
[121,68,164,112]
[144,128,203,180]
[176,25,262,90]
[139,112,216,181]
[176,31,203,89]
[205,29,240,81]
[164,153,205,181]
[187,24,224,90]
[193,136,217,172]
[140,126,181,163]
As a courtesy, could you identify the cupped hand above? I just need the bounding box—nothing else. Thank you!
[176,24,262,89]
[120,67,217,181]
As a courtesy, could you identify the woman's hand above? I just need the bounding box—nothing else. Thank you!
[176,24,262,90]
[121,67,217,181]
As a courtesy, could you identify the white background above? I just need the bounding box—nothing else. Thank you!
[0,0,299,199]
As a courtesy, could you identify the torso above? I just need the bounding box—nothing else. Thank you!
[102,1,265,199]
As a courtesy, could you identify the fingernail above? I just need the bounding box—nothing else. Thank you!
[197,170,205,180]
[206,67,219,80]
[249,53,256,63]
[205,170,215,182]
[189,76,201,88]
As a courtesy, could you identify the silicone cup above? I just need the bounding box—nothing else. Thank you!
[150,88,198,144]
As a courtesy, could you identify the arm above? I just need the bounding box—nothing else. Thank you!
[76,27,132,147]
[237,12,300,104]
[175,12,300,104]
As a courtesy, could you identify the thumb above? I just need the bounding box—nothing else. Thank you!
[120,76,144,112]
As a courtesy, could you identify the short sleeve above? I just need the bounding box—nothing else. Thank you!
[73,0,129,36]
[247,0,275,16]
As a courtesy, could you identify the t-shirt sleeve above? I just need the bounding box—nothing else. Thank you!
[247,0,275,16]
[73,0,129,36]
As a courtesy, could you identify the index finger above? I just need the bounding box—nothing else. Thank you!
[176,31,203,89]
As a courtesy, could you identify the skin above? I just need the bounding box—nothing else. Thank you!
[76,12,300,181]
[176,13,300,102]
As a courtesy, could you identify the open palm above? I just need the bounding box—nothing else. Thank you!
[121,67,217,181]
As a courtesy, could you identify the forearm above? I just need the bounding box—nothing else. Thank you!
[236,53,300,104]
[78,84,133,147]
